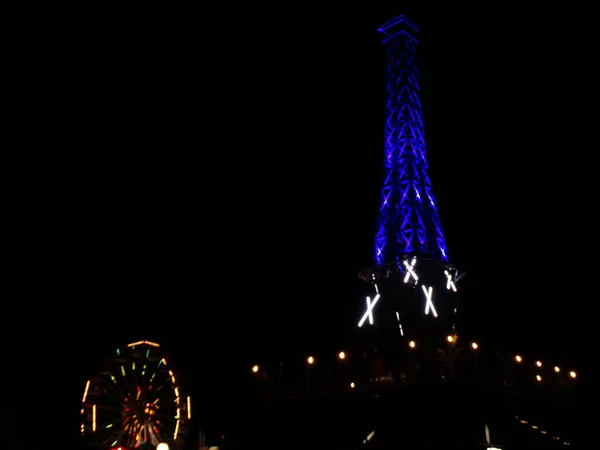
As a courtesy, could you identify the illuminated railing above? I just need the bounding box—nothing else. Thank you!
[249,337,579,398]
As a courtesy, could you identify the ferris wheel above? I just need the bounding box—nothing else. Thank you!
[80,340,191,450]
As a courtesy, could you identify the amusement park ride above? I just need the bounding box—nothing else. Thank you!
[80,340,191,450]
[79,13,580,449]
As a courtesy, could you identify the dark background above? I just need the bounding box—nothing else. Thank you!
[3,2,597,447]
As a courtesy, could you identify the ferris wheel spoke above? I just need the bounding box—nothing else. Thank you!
[102,381,126,399]
[102,384,127,405]
[101,428,125,448]
[148,424,160,445]
[148,366,160,387]
[131,359,141,388]
[141,363,150,395]
[147,370,165,396]
[121,373,134,396]
[155,378,170,393]
[115,362,135,395]
[94,419,121,435]
[102,372,129,399]
[95,404,123,412]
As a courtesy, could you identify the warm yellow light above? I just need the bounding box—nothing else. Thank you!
[251,365,259,373]
[569,371,577,379]
[515,355,522,363]
[82,380,90,403]
[127,340,161,348]
[174,419,180,439]
[536,375,542,382]
[338,351,346,360]
[408,340,416,348]
[157,443,169,450]
[471,342,478,350]
[350,381,355,388]
[447,335,454,343]
[535,360,542,367]
[554,366,560,373]
[307,356,314,365]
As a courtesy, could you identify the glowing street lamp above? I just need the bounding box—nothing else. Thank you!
[306,356,315,393]
[407,341,416,382]
[350,381,355,389]
[515,355,522,363]
[336,351,346,390]
[251,365,259,373]
[535,360,542,368]
[569,371,577,379]
[536,375,542,382]
[157,443,169,450]
[471,341,480,380]
[445,335,458,380]
[554,366,560,373]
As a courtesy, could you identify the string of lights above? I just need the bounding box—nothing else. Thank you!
[515,415,573,446]
[249,335,578,391]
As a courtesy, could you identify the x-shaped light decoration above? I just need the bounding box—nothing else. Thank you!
[444,270,457,292]
[358,293,381,327]
[421,285,438,317]
[403,257,418,284]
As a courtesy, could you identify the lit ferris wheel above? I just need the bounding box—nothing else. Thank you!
[80,340,191,450]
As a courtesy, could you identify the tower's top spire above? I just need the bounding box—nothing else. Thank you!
[377,15,419,43]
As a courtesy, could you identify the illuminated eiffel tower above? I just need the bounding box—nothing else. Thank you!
[357,15,463,338]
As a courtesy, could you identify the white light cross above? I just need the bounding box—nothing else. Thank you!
[444,270,457,291]
[403,257,418,283]
[358,293,381,327]
[421,285,438,317]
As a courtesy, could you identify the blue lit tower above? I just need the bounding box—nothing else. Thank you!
[375,15,447,265]
[357,15,462,337]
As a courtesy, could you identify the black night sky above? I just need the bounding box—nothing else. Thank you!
[4,3,598,447]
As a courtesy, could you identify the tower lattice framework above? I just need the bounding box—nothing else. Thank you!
[374,15,448,266]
